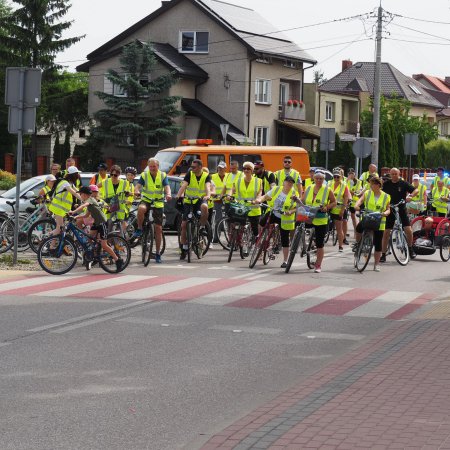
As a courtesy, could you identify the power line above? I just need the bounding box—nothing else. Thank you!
[388,22,450,43]
[386,37,450,46]
[388,12,450,25]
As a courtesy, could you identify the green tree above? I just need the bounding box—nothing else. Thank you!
[92,40,183,164]
[424,139,450,168]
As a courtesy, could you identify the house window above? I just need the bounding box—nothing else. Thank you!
[180,31,209,53]
[255,79,271,104]
[279,82,289,106]
[146,135,159,147]
[283,59,297,68]
[441,122,449,136]
[254,127,269,146]
[117,134,134,147]
[325,101,335,122]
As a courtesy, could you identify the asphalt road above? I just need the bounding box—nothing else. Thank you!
[0,234,448,449]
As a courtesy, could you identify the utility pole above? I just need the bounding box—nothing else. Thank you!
[372,3,383,167]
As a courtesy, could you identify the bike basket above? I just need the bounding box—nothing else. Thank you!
[108,196,120,213]
[228,202,250,222]
[361,212,382,231]
[296,205,320,223]
[407,201,423,215]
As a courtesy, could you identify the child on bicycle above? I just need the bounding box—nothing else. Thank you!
[69,186,124,271]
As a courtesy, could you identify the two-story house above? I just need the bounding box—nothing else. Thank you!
[304,60,444,141]
[413,74,450,139]
[76,0,317,164]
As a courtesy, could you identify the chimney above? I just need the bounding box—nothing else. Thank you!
[342,60,353,72]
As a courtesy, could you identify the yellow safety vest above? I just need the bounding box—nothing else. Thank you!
[185,171,208,204]
[411,183,426,202]
[364,190,390,231]
[225,171,243,192]
[211,173,227,191]
[124,180,134,215]
[60,169,82,189]
[432,186,449,214]
[304,185,330,226]
[347,178,362,207]
[267,187,296,230]
[433,176,449,187]
[330,181,347,215]
[49,180,73,217]
[140,170,166,208]
[361,171,379,189]
[102,178,128,219]
[276,169,301,189]
[304,178,314,190]
[42,184,52,201]
[235,177,262,217]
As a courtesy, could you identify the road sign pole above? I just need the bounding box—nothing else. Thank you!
[13,69,25,265]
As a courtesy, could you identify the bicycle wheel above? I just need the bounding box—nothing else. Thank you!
[186,221,193,263]
[194,221,212,259]
[285,225,302,273]
[249,227,268,268]
[0,216,29,253]
[300,226,307,257]
[263,225,280,265]
[125,214,140,248]
[98,235,131,273]
[240,224,253,259]
[390,228,409,266]
[227,225,238,263]
[216,217,231,250]
[332,223,338,246]
[28,218,56,254]
[440,235,450,262]
[142,225,154,267]
[38,235,78,275]
[355,231,373,273]
[306,229,317,269]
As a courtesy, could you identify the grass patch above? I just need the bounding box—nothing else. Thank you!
[0,254,33,265]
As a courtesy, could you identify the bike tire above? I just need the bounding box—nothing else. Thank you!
[37,235,78,275]
[355,231,373,273]
[126,214,140,248]
[306,229,317,269]
[390,228,409,266]
[227,226,237,263]
[28,218,56,254]
[141,227,150,265]
[249,227,268,269]
[216,217,231,250]
[143,226,154,267]
[0,216,30,253]
[240,225,253,259]
[285,226,302,273]
[186,221,193,263]
[332,225,338,246]
[263,225,280,265]
[440,235,450,262]
[194,221,212,259]
[98,235,131,273]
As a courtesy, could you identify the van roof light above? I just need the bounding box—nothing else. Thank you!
[181,139,213,146]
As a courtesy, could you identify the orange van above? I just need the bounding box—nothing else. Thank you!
[154,140,310,180]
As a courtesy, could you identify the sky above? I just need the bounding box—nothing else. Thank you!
[58,0,450,82]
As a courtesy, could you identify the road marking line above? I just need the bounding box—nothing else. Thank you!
[231,268,273,280]
[190,280,284,306]
[299,331,366,341]
[267,285,353,312]
[345,290,422,318]
[116,317,191,327]
[0,274,85,293]
[209,325,282,335]
[27,300,151,333]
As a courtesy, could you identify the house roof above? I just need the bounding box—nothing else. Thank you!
[413,74,450,94]
[84,0,316,64]
[181,98,248,142]
[77,41,208,80]
[276,120,320,139]
[319,62,444,109]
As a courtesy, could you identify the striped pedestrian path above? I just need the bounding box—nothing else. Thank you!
[0,273,436,320]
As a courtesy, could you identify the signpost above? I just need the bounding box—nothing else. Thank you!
[404,133,419,182]
[352,138,373,178]
[320,128,335,170]
[4,67,41,265]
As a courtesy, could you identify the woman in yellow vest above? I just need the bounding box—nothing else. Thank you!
[346,169,363,238]
[329,168,351,252]
[407,174,427,215]
[101,165,128,222]
[300,170,337,273]
[431,179,450,217]
[38,174,57,202]
[354,177,391,272]
[256,176,297,268]
[48,166,83,236]
[211,161,228,240]
[230,161,262,238]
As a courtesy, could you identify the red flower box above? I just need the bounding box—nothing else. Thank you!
[292,100,299,107]
[286,100,293,106]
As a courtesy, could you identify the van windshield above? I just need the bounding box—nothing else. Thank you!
[154,151,181,173]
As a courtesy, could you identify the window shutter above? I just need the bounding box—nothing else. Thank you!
[267,81,272,104]
[103,75,113,94]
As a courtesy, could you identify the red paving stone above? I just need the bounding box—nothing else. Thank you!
[200,320,450,449]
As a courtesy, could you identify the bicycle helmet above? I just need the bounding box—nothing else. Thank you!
[125,166,137,175]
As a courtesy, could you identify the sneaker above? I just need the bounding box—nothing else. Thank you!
[132,229,143,238]
[280,262,287,268]
[343,239,349,245]
[409,247,416,259]
[155,253,162,263]
[115,258,124,271]
[374,265,381,272]
[180,249,187,260]
[314,264,321,273]
[380,253,386,263]
[339,246,344,252]
[86,261,93,271]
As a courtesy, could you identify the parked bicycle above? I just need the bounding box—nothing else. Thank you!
[37,216,131,275]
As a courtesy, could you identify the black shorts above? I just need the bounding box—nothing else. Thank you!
[355,223,384,252]
[330,213,342,221]
[349,206,356,214]
[182,201,205,220]
[92,223,108,239]
[306,223,327,249]
[386,206,410,229]
[140,202,164,225]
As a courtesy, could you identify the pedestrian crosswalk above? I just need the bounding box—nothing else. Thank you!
[0,273,436,320]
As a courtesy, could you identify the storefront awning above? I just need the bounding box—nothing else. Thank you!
[276,120,320,139]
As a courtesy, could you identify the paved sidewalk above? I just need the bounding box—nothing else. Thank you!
[201,318,450,449]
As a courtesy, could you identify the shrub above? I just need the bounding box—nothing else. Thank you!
[0,170,16,190]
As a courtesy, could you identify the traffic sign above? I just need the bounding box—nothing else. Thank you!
[8,107,36,134]
[5,67,42,107]
[352,138,372,159]
[404,133,419,156]
[320,128,335,151]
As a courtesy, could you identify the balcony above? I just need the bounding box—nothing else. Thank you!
[279,100,306,121]
[340,119,359,135]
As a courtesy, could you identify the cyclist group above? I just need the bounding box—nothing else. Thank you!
[37,155,449,274]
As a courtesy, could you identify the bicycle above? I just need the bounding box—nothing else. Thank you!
[353,212,382,273]
[37,216,131,275]
[226,200,255,263]
[179,196,212,263]
[389,200,409,266]
[137,197,167,267]
[248,205,281,269]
